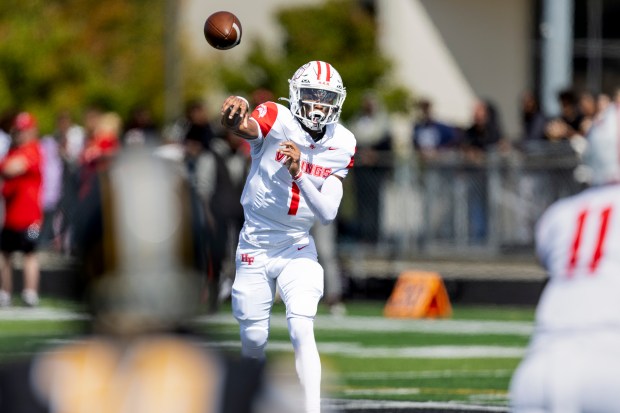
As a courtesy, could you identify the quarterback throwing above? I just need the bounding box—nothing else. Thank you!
[220,61,356,413]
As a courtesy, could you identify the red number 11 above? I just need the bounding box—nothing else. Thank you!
[568,206,612,275]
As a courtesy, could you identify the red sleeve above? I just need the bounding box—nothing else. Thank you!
[23,144,42,173]
[251,101,278,138]
[97,135,120,155]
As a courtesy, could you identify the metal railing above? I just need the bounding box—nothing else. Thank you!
[339,144,585,260]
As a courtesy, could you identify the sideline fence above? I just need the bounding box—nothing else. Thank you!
[338,144,583,260]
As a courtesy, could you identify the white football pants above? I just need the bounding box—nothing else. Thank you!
[510,331,620,413]
[232,238,324,413]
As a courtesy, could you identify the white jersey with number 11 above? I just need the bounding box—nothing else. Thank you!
[535,184,620,331]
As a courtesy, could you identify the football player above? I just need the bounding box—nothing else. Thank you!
[220,61,356,413]
[509,104,620,412]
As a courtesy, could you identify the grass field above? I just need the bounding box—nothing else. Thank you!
[0,299,535,410]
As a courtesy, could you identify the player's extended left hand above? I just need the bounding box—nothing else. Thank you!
[220,95,249,129]
[278,141,301,177]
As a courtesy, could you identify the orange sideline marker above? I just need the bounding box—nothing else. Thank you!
[384,271,452,319]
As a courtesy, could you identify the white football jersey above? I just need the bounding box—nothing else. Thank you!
[239,101,356,248]
[534,184,620,332]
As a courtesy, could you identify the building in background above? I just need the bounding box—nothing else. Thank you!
[183,0,531,139]
[184,0,620,142]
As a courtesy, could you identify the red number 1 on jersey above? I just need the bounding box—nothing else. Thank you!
[567,206,613,275]
[288,182,300,215]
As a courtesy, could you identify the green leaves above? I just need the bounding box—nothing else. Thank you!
[216,0,406,122]
[0,0,165,133]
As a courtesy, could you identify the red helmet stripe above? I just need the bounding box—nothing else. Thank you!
[325,63,331,81]
[316,61,322,81]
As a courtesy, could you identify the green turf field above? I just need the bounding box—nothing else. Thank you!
[0,299,535,409]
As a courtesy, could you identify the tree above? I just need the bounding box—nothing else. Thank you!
[217,0,410,121]
[0,0,165,132]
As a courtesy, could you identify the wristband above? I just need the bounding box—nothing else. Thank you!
[236,96,250,110]
[292,170,303,181]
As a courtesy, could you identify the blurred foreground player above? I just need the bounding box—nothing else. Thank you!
[0,148,297,413]
[510,104,620,412]
[220,61,356,413]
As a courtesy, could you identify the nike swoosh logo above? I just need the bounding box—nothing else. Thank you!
[297,245,308,251]
[328,147,337,150]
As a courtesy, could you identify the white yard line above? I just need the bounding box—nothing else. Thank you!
[323,398,509,412]
[43,338,525,359]
[197,313,534,336]
[204,340,525,359]
[0,308,533,337]
[342,388,422,396]
[0,307,88,321]
[342,369,513,380]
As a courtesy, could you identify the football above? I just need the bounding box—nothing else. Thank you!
[204,11,242,50]
[222,106,242,128]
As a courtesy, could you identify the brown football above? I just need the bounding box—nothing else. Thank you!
[204,11,242,50]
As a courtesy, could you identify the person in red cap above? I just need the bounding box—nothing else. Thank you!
[0,112,44,307]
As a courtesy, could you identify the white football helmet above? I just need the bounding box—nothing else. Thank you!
[287,61,346,131]
[582,104,620,185]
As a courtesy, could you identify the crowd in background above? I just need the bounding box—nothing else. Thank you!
[341,87,616,248]
[411,87,613,161]
[0,85,612,309]
[0,99,251,311]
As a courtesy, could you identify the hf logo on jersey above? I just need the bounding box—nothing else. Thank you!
[241,253,255,265]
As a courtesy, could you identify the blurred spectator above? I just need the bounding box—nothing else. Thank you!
[348,92,392,242]
[519,91,547,144]
[83,105,103,143]
[0,110,17,235]
[411,99,459,242]
[613,87,620,105]
[597,92,611,118]
[184,99,215,149]
[513,91,551,242]
[38,130,63,249]
[56,110,86,164]
[462,99,504,242]
[180,128,215,310]
[75,105,105,196]
[313,221,346,315]
[545,89,584,142]
[81,111,122,167]
[54,111,86,254]
[0,109,17,159]
[412,99,459,160]
[462,99,504,158]
[198,130,250,311]
[578,91,597,135]
[178,126,251,313]
[122,105,160,147]
[0,112,44,307]
[76,111,122,258]
[153,129,212,300]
